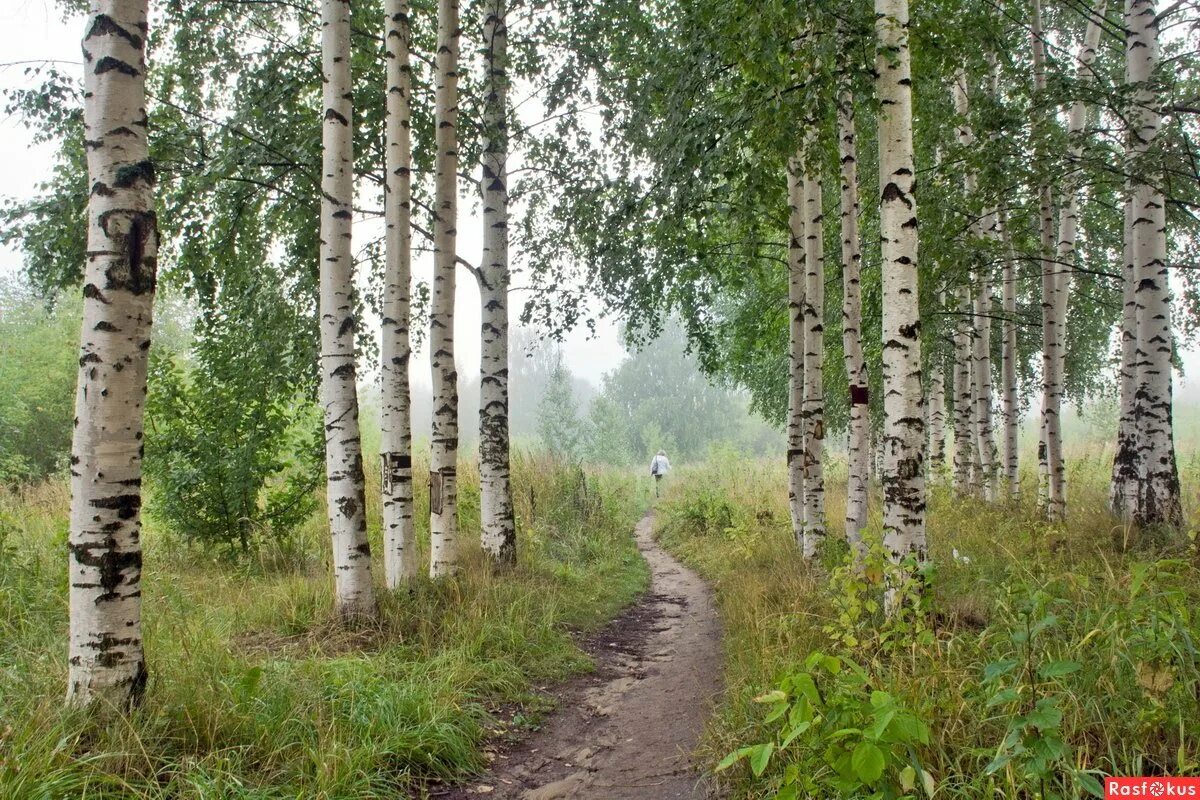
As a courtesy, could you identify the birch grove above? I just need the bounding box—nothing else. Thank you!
[478,0,517,565]
[429,0,462,577]
[318,0,376,618]
[67,0,157,707]
[875,0,927,585]
[381,0,417,588]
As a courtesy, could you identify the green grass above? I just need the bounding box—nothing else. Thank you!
[0,453,648,799]
[654,453,1200,799]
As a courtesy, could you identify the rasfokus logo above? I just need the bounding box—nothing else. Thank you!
[1106,778,1200,798]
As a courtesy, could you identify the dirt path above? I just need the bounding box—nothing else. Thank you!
[439,512,723,800]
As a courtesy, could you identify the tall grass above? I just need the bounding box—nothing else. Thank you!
[0,453,648,798]
[655,454,1200,798]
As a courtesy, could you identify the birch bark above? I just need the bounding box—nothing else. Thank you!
[478,0,516,564]
[381,0,417,588]
[927,297,947,477]
[838,90,868,549]
[67,0,157,707]
[1126,0,1182,528]
[786,157,806,548]
[1110,197,1140,515]
[1031,0,1065,520]
[429,0,462,576]
[801,168,826,559]
[319,0,375,617]
[999,211,1020,496]
[1044,0,1107,518]
[875,0,927,588]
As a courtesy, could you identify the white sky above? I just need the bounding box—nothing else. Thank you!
[0,1,629,389]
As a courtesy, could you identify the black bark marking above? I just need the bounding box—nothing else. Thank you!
[87,13,144,49]
[94,56,138,77]
[114,159,155,189]
[90,493,141,519]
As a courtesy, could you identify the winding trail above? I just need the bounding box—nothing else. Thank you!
[442,512,723,800]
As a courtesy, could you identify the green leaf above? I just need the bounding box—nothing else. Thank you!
[715,746,753,772]
[1037,660,1081,679]
[899,765,917,792]
[780,720,812,749]
[983,659,1019,683]
[1077,772,1105,798]
[867,708,896,741]
[850,741,886,784]
[870,690,892,708]
[1025,699,1063,730]
[750,742,774,777]
[985,687,1020,708]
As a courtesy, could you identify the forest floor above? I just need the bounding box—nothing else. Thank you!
[438,512,724,800]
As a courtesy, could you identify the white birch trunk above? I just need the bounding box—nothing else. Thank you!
[999,212,1020,497]
[319,0,375,618]
[801,169,826,559]
[1110,197,1140,515]
[478,0,516,564]
[67,0,156,707]
[1031,0,1065,520]
[952,285,975,494]
[1126,0,1182,527]
[838,90,868,550]
[875,0,927,589]
[952,71,996,501]
[927,296,947,476]
[429,0,461,576]
[381,0,417,588]
[786,157,806,548]
[1044,1,1107,519]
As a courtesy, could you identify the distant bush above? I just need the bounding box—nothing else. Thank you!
[0,286,79,484]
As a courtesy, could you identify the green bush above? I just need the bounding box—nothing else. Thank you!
[144,272,321,553]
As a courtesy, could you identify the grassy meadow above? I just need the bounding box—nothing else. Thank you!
[655,446,1200,799]
[0,454,648,798]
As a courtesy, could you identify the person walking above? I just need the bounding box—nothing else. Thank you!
[650,450,671,497]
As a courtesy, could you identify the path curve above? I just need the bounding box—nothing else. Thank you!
[442,512,723,800]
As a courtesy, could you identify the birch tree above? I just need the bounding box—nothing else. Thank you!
[786,157,805,548]
[319,0,376,617]
[952,286,975,494]
[381,0,417,588]
[1110,198,1139,514]
[875,0,927,587]
[1031,0,1065,520]
[801,167,826,558]
[478,0,516,564]
[67,0,157,707]
[952,70,996,501]
[838,89,868,549]
[1125,0,1182,528]
[430,0,462,576]
[999,214,1019,496]
[1040,0,1106,519]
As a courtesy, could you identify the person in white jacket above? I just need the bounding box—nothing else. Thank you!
[650,450,671,497]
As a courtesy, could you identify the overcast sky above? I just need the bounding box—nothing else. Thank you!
[0,0,630,390]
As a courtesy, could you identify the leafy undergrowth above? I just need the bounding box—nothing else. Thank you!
[0,453,648,799]
[655,455,1200,799]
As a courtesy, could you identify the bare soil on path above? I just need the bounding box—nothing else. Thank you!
[437,512,724,800]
